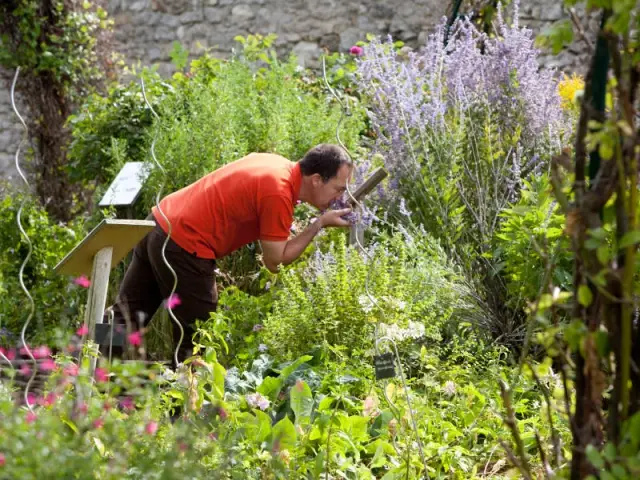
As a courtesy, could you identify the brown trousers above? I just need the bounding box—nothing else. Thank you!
[110,220,218,365]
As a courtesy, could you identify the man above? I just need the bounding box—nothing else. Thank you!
[109,143,353,362]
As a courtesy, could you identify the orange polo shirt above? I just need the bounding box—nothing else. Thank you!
[151,153,301,259]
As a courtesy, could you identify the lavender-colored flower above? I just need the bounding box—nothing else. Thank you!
[258,343,268,353]
[252,324,264,332]
[246,392,270,411]
[328,197,358,225]
[353,0,568,238]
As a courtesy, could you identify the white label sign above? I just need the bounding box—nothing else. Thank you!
[98,162,152,207]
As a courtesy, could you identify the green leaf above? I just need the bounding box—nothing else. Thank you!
[258,376,283,400]
[62,417,79,434]
[212,361,226,399]
[536,19,574,54]
[271,416,297,451]
[619,230,640,249]
[167,389,184,400]
[578,285,593,307]
[290,380,313,425]
[169,41,189,70]
[93,436,106,456]
[586,444,604,469]
[253,409,272,442]
[279,355,312,379]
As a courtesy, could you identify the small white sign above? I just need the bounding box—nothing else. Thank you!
[98,162,152,207]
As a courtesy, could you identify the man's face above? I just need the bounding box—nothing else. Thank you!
[310,164,352,210]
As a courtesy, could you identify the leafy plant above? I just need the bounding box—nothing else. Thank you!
[263,229,465,361]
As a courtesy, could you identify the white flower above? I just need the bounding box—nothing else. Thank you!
[443,380,457,397]
[358,295,376,313]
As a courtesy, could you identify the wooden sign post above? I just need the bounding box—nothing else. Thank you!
[54,219,155,374]
[347,167,388,248]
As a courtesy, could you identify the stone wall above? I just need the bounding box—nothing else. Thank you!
[0,0,593,183]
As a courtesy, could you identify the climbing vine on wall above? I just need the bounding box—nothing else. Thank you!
[0,0,115,221]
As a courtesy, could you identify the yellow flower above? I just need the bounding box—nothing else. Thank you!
[558,73,584,111]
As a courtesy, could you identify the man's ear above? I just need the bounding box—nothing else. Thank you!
[310,173,324,187]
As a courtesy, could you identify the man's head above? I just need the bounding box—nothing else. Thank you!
[298,144,353,210]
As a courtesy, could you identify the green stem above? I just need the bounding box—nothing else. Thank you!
[620,150,637,421]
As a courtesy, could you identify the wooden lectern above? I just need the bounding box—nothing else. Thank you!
[54,219,155,372]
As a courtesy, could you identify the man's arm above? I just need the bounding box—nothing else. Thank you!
[260,208,351,273]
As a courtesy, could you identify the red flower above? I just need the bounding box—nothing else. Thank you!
[40,392,57,407]
[120,397,135,411]
[40,358,57,371]
[95,367,109,383]
[76,324,89,336]
[145,421,158,435]
[32,345,51,359]
[74,275,91,288]
[93,418,104,429]
[63,363,79,377]
[165,293,182,309]
[0,452,5,467]
[127,331,142,346]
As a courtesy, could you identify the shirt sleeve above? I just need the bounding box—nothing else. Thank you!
[258,195,294,242]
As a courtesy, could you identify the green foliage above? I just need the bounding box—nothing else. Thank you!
[493,173,572,306]
[263,229,464,361]
[0,193,87,345]
[0,0,112,96]
[140,50,365,210]
[66,71,167,186]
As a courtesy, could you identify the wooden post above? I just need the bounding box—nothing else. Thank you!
[54,219,156,376]
[347,167,388,249]
[83,246,113,373]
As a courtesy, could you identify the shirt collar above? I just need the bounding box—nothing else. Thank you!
[291,162,302,204]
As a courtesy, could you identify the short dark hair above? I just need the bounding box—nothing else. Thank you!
[299,144,352,182]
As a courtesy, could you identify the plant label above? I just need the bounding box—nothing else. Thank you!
[374,352,396,380]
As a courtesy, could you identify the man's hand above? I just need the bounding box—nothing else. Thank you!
[260,208,352,273]
[319,208,352,228]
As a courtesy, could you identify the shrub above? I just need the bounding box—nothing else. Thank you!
[354,8,568,260]
[139,49,365,211]
[262,228,466,361]
[0,192,87,346]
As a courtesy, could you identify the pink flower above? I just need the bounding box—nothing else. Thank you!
[93,418,104,429]
[0,347,15,361]
[32,345,51,359]
[127,331,142,347]
[164,293,181,309]
[76,324,89,336]
[95,367,109,383]
[145,421,158,435]
[25,411,37,423]
[74,275,91,288]
[40,358,57,371]
[77,402,89,415]
[26,393,36,407]
[0,452,5,467]
[349,45,364,56]
[40,392,57,407]
[120,397,135,411]
[63,363,79,377]
[178,442,188,452]
[103,401,112,412]
[19,364,31,377]
[19,345,31,356]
